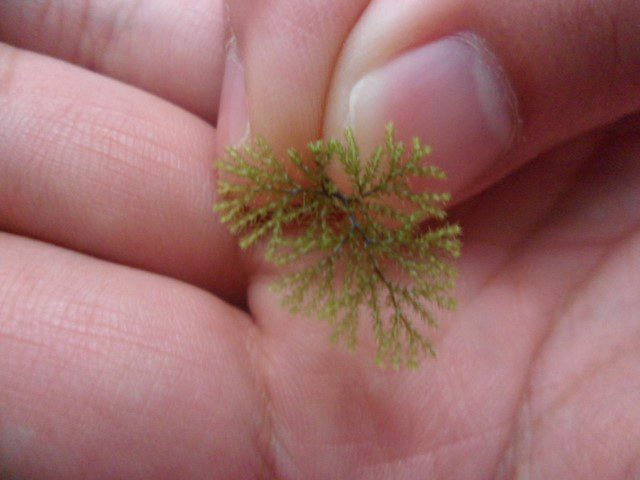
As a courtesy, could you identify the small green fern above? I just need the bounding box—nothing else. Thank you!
[214,125,461,368]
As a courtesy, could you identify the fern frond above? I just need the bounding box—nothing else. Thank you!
[214,124,462,368]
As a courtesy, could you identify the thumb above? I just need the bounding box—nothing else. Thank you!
[323,0,640,199]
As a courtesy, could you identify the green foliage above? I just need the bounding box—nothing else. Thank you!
[214,125,461,368]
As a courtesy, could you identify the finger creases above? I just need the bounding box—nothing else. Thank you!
[0,233,268,479]
[0,0,226,122]
[0,43,246,302]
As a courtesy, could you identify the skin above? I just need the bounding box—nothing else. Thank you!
[0,1,639,478]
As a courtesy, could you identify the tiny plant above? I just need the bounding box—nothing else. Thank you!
[214,125,461,368]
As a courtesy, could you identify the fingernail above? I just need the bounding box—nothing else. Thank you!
[218,38,250,151]
[348,34,517,192]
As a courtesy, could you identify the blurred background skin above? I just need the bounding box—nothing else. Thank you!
[0,1,639,479]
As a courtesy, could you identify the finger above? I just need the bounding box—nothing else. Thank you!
[0,233,267,479]
[0,0,225,122]
[322,0,640,199]
[0,44,246,302]
[217,0,369,152]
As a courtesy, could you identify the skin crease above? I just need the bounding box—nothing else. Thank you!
[0,1,639,479]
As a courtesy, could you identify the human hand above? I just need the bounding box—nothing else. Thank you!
[1,1,639,479]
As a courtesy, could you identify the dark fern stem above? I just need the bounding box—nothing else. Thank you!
[214,124,462,368]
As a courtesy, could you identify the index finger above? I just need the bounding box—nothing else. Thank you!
[0,0,226,122]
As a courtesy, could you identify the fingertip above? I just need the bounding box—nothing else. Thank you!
[328,34,518,197]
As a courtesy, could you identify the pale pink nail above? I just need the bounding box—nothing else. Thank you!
[348,34,517,193]
[218,39,250,152]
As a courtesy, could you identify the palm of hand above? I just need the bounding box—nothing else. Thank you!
[1,3,639,480]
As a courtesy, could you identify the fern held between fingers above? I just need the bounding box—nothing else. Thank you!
[214,125,461,368]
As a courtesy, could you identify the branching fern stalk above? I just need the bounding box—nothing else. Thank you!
[214,125,461,368]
